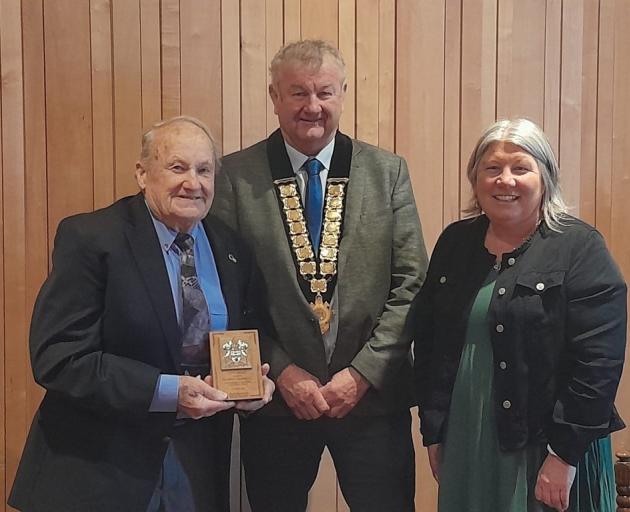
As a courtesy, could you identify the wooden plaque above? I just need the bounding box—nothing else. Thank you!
[209,329,264,400]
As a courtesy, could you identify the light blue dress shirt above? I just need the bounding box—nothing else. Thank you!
[148,213,228,412]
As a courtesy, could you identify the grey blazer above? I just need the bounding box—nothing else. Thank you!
[212,130,428,415]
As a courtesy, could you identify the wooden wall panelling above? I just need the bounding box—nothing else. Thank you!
[112,0,142,200]
[577,0,599,225]
[558,0,584,216]
[181,0,223,143]
[307,448,339,511]
[301,0,339,44]
[459,0,497,225]
[496,0,546,124]
[396,0,446,251]
[21,0,47,427]
[265,0,283,136]
[221,0,241,155]
[338,0,355,138]
[378,0,395,152]
[355,0,379,146]
[91,0,115,210]
[0,27,4,505]
[443,0,462,226]
[44,0,94,231]
[140,0,162,131]
[240,0,267,149]
[596,0,614,241]
[611,0,630,453]
[161,0,181,121]
[543,0,562,154]
[284,0,301,43]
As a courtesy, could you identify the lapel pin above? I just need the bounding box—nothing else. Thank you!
[228,253,237,263]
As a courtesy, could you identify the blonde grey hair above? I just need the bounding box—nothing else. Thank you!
[269,39,346,86]
[464,118,569,231]
[140,115,221,172]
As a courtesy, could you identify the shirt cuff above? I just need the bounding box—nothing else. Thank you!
[149,374,179,412]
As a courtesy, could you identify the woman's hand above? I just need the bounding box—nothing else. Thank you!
[427,444,442,483]
[535,453,577,511]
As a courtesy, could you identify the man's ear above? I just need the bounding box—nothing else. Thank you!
[135,161,147,191]
[269,84,280,115]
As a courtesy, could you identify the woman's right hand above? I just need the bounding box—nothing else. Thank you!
[427,444,442,483]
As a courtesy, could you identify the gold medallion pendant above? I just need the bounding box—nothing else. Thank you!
[274,176,348,336]
[311,294,333,335]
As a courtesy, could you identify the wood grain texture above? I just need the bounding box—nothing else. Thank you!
[2,2,630,511]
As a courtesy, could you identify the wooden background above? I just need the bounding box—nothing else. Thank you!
[1,0,629,510]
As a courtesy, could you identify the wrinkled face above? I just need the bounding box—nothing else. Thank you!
[135,122,215,233]
[475,141,544,228]
[270,56,346,155]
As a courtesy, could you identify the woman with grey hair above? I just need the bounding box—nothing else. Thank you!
[413,118,625,511]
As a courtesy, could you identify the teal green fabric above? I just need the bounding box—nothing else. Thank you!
[438,273,617,512]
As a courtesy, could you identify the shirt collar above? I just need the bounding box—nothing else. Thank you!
[145,201,202,252]
[284,136,336,175]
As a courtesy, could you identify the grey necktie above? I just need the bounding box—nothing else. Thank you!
[174,233,210,377]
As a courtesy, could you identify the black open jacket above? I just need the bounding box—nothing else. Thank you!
[413,214,626,466]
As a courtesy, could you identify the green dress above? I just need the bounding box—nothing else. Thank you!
[437,272,616,512]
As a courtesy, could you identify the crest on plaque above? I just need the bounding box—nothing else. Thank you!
[220,338,252,370]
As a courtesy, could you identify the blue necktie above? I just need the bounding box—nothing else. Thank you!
[305,158,324,252]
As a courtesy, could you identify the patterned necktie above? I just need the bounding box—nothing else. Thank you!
[174,233,210,376]
[305,158,324,252]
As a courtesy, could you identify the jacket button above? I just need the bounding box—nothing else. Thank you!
[439,276,447,284]
[496,324,504,333]
[499,361,507,370]
[502,400,512,409]
[507,257,516,266]
[536,282,545,291]
[498,287,506,296]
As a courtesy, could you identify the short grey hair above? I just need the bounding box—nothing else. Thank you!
[139,116,221,172]
[270,39,346,86]
[464,118,569,231]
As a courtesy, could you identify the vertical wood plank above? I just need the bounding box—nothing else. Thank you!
[90,0,115,210]
[0,0,25,498]
[396,0,445,250]
[338,0,356,138]
[241,0,268,148]
[443,0,462,226]
[221,0,241,154]
[284,0,301,43]
[112,0,142,199]
[161,0,181,119]
[355,0,379,146]
[460,0,497,219]
[140,0,162,129]
[181,0,222,141]
[558,0,584,216]
[543,0,562,154]
[266,0,284,135]
[378,0,395,152]
[307,448,338,511]
[301,0,338,43]
[0,11,4,504]
[21,0,48,426]
[496,0,546,123]
[596,0,614,240]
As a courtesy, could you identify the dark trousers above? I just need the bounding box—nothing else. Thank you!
[241,411,415,512]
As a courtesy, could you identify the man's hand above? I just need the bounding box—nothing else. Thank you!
[177,375,235,419]
[427,444,442,483]
[235,363,276,413]
[535,453,577,511]
[276,364,329,420]
[319,367,370,418]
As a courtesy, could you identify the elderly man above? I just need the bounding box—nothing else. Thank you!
[9,117,273,512]
[212,40,428,511]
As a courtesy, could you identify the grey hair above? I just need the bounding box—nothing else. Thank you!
[464,118,569,231]
[269,39,346,86]
[139,115,221,172]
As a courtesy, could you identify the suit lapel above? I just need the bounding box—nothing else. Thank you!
[125,195,181,366]
[202,217,241,329]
